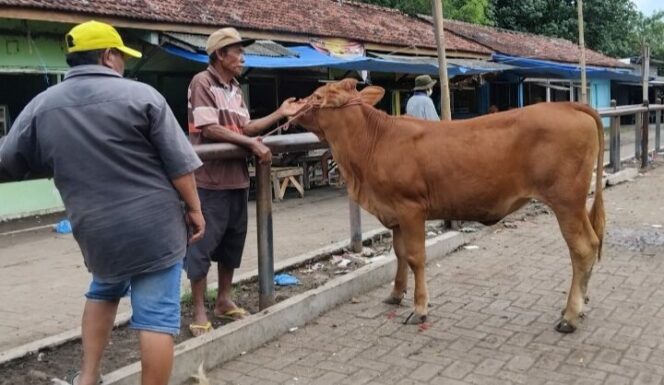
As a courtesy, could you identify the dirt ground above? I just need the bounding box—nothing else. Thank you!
[0,226,404,384]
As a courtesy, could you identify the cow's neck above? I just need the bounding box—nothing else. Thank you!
[321,105,379,202]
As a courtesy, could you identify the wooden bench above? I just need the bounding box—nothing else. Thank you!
[249,166,305,201]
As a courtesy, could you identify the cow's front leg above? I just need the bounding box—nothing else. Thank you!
[384,226,408,305]
[397,211,428,324]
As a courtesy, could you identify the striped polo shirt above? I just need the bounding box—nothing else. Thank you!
[188,66,251,190]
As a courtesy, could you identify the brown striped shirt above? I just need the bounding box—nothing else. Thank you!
[188,66,250,190]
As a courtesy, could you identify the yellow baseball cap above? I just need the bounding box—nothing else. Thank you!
[65,20,142,58]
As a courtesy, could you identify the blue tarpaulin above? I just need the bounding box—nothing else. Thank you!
[163,44,364,69]
[492,54,641,82]
[162,44,507,78]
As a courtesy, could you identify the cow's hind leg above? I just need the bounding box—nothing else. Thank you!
[397,212,428,325]
[554,208,600,333]
[384,226,408,305]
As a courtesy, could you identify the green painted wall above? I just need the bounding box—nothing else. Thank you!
[0,33,68,73]
[0,179,64,220]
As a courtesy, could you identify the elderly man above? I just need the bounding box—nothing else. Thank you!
[185,27,302,335]
[406,74,440,121]
[0,21,204,385]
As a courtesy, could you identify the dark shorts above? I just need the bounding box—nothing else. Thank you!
[184,188,248,280]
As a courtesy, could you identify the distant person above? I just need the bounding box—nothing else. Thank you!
[406,75,440,121]
[488,105,499,114]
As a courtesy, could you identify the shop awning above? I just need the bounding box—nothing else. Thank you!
[493,54,642,82]
[162,44,365,69]
[162,43,511,78]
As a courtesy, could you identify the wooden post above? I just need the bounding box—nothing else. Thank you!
[432,0,455,229]
[656,98,662,153]
[642,100,650,169]
[431,0,452,120]
[609,100,621,173]
[577,0,588,104]
[642,44,650,103]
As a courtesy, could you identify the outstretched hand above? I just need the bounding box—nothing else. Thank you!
[278,97,306,118]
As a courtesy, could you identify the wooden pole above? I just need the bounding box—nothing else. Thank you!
[431,0,452,120]
[577,0,588,104]
[432,0,455,229]
[642,44,650,103]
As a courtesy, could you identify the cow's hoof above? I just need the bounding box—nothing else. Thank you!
[383,295,403,305]
[403,312,427,325]
[555,318,576,334]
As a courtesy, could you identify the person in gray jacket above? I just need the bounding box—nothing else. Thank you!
[0,21,204,385]
[406,74,440,121]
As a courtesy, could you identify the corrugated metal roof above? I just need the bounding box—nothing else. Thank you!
[160,32,299,57]
[370,53,514,72]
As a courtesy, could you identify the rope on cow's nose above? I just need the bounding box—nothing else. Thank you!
[260,96,364,138]
[261,102,314,137]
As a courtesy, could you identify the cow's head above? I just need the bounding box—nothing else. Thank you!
[294,78,385,138]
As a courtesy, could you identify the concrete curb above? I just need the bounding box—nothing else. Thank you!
[590,167,639,194]
[0,228,391,366]
[101,231,467,385]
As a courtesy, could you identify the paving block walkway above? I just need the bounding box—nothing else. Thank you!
[206,163,664,385]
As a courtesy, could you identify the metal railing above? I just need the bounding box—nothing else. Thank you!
[597,99,664,171]
[197,133,354,309]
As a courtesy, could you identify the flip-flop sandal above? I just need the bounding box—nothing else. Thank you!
[188,321,213,337]
[214,307,249,321]
[67,370,103,384]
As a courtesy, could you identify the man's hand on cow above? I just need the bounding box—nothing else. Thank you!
[278,97,306,117]
[252,138,272,164]
[186,208,205,244]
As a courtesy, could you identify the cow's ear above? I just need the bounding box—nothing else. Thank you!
[337,78,358,91]
[359,86,385,106]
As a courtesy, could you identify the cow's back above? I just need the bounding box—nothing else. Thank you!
[367,102,600,222]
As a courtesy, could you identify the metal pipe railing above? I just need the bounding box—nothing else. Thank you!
[598,101,664,172]
[255,160,275,309]
[197,133,330,309]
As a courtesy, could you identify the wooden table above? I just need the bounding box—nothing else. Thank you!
[249,166,305,201]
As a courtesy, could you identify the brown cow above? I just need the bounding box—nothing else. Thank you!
[294,79,605,333]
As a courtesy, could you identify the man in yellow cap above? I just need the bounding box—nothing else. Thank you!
[184,27,302,335]
[0,21,205,385]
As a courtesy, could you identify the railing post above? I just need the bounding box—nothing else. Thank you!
[349,199,362,253]
[256,159,275,310]
[609,100,621,173]
[635,107,642,160]
[642,100,650,169]
[656,98,661,153]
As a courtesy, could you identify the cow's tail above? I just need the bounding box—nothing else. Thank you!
[575,103,606,261]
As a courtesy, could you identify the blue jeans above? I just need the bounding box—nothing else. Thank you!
[85,261,182,336]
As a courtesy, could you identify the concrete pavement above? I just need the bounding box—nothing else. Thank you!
[0,187,384,350]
